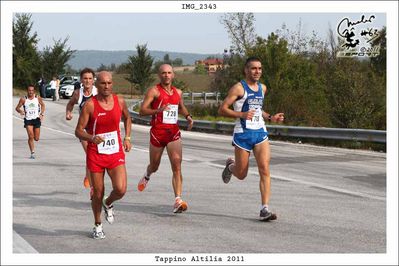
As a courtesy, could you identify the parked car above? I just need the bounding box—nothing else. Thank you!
[60,80,81,99]
[43,75,80,98]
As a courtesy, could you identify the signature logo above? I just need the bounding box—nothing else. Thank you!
[336,15,381,57]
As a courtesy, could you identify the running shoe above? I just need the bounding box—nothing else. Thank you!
[259,207,277,221]
[102,197,114,224]
[173,198,188,213]
[137,176,150,192]
[92,223,105,239]
[30,152,35,159]
[83,176,90,188]
[222,158,235,184]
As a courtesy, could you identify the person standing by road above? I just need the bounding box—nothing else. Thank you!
[55,76,60,101]
[49,76,57,101]
[137,64,193,214]
[75,71,132,239]
[15,85,46,159]
[66,67,98,198]
[218,57,284,221]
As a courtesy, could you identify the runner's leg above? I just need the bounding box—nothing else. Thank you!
[231,146,251,180]
[147,143,165,176]
[105,164,127,206]
[33,126,40,141]
[81,140,92,187]
[166,139,183,197]
[90,171,105,224]
[26,126,35,153]
[253,141,271,206]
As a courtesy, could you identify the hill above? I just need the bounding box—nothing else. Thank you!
[67,50,222,70]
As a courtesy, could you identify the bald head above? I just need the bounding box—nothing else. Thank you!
[158,64,174,86]
[96,71,112,82]
[95,71,113,97]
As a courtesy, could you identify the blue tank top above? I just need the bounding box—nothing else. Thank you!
[233,80,266,133]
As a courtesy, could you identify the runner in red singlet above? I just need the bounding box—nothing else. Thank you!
[75,71,132,239]
[137,64,193,214]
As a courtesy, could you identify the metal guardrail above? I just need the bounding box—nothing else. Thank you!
[182,92,220,104]
[128,106,386,143]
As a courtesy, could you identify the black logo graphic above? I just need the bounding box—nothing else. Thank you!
[336,15,381,57]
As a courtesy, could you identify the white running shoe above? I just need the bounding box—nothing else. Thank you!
[102,197,114,224]
[173,198,188,213]
[92,224,105,239]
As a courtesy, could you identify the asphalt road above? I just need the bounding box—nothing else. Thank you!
[12,97,386,256]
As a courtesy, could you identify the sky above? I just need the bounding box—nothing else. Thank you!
[29,12,386,54]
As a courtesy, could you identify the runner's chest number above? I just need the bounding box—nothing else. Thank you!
[97,131,119,154]
[162,104,178,124]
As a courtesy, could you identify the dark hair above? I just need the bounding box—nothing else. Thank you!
[245,56,261,67]
[80,67,96,78]
[27,84,35,89]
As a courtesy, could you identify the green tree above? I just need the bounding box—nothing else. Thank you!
[41,37,76,80]
[96,63,108,72]
[163,53,171,65]
[13,13,41,88]
[194,64,207,75]
[219,13,257,54]
[172,78,188,91]
[172,58,183,66]
[370,26,386,76]
[125,44,154,95]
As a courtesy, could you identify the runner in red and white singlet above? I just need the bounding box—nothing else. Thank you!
[75,71,132,239]
[149,83,181,147]
[137,64,193,214]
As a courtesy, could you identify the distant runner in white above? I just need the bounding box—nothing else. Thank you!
[15,84,46,159]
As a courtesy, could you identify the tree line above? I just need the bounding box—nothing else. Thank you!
[211,13,386,130]
[13,13,386,130]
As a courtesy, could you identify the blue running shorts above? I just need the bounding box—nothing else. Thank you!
[232,131,269,152]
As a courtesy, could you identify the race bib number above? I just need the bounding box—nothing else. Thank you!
[97,131,119,154]
[162,104,178,124]
[246,109,264,130]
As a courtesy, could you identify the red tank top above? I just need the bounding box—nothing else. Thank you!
[87,94,123,153]
[151,84,180,129]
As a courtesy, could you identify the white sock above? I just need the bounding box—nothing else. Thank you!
[261,204,268,211]
[175,196,181,202]
[144,171,151,180]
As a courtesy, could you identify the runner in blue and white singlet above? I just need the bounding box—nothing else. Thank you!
[218,57,285,221]
[232,80,268,151]
[65,67,97,197]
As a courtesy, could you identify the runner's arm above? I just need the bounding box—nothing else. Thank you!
[119,97,132,152]
[139,87,163,116]
[15,97,25,116]
[218,83,255,120]
[75,100,103,144]
[38,96,46,120]
[177,89,193,130]
[65,90,79,120]
[260,84,284,123]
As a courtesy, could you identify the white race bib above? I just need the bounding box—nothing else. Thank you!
[97,131,119,154]
[162,104,178,124]
[246,108,264,130]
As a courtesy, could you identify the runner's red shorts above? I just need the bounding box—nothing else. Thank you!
[87,150,125,172]
[150,126,181,147]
